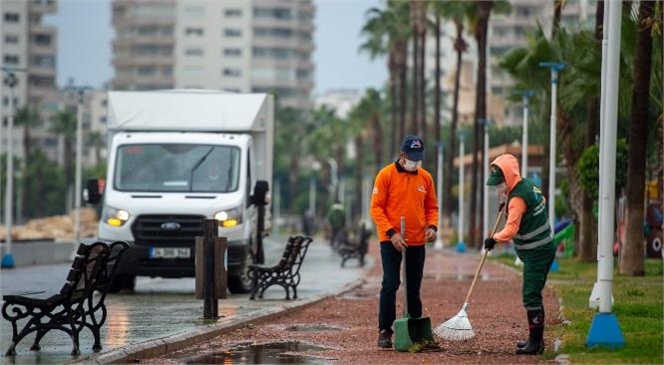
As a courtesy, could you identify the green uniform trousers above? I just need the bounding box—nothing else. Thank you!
[516,242,557,310]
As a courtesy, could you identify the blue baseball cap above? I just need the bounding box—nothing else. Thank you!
[401,135,424,161]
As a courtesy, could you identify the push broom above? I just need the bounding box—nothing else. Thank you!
[433,205,505,341]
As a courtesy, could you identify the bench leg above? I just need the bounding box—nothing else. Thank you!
[31,328,47,351]
[5,342,17,356]
[291,285,297,300]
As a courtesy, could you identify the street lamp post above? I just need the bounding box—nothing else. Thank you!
[1,67,25,269]
[480,119,491,241]
[66,85,90,244]
[520,90,535,179]
[539,62,566,230]
[456,129,467,253]
[434,141,444,250]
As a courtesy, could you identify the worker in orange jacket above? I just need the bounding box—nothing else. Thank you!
[370,135,439,349]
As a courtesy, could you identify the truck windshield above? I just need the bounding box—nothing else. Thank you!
[114,144,241,193]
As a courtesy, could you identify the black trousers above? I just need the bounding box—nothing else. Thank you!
[378,243,426,331]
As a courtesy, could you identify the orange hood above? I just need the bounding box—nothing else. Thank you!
[490,154,521,192]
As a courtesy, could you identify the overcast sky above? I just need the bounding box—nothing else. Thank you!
[43,0,388,95]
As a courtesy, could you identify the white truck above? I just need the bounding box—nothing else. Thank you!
[84,89,273,294]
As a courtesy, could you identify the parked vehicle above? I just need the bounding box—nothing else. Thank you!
[85,89,274,293]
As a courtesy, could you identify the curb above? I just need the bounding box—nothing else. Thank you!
[72,259,373,364]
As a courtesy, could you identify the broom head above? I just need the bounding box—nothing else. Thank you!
[433,303,475,341]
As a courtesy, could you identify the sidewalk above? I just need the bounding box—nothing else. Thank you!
[139,244,560,365]
[0,235,370,365]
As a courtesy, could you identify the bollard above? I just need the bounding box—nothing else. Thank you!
[203,219,218,318]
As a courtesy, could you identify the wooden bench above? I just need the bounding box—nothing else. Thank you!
[2,240,128,356]
[337,223,371,268]
[247,236,313,300]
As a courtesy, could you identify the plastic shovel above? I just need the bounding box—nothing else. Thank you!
[393,216,434,352]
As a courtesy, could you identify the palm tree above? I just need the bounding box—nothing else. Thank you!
[468,0,493,248]
[621,1,656,276]
[433,0,471,223]
[360,1,411,151]
[14,106,42,219]
[51,109,77,211]
[86,131,106,168]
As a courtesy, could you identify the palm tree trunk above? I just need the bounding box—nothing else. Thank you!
[621,0,654,276]
[389,52,399,160]
[398,42,408,141]
[418,22,426,138]
[470,0,492,248]
[578,0,605,262]
[354,135,364,223]
[434,14,441,177]
[445,21,464,222]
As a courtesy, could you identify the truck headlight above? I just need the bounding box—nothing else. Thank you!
[102,205,130,227]
[214,206,243,228]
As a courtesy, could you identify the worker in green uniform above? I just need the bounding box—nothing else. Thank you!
[483,153,556,355]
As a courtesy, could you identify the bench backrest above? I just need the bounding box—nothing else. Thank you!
[283,236,312,274]
[59,242,110,300]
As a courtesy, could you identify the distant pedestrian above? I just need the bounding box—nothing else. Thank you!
[483,153,556,355]
[326,200,346,249]
[302,209,315,236]
[370,135,439,349]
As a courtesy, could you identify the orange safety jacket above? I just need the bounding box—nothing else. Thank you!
[370,161,439,245]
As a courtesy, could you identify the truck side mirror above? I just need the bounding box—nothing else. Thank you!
[84,178,103,204]
[251,180,269,206]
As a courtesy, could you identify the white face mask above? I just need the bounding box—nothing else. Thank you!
[495,182,507,196]
[403,159,420,171]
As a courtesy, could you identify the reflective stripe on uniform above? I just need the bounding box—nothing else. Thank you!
[515,236,553,250]
[515,222,551,240]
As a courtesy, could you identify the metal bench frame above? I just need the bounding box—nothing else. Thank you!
[337,223,371,268]
[248,236,313,300]
[2,241,128,356]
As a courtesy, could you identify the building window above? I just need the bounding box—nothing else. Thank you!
[224,28,242,37]
[33,33,52,46]
[4,12,20,23]
[183,6,205,18]
[3,54,19,64]
[223,48,242,57]
[224,8,242,17]
[223,68,242,77]
[253,7,293,20]
[137,66,156,76]
[4,34,19,44]
[185,48,203,56]
[31,55,55,67]
[185,27,204,36]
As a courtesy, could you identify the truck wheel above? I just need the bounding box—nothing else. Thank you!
[108,275,136,294]
[228,254,254,294]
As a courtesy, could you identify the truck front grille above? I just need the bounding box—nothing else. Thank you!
[131,214,205,246]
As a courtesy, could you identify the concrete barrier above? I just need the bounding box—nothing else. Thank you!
[0,240,78,267]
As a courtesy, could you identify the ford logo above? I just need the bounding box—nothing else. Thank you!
[161,222,181,231]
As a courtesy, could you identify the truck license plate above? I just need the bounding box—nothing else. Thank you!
[149,247,190,259]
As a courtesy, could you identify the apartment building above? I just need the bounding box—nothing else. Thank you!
[420,0,597,128]
[110,0,315,109]
[1,0,59,159]
[490,0,597,125]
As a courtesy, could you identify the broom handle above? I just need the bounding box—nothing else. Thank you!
[463,205,505,304]
[401,216,408,316]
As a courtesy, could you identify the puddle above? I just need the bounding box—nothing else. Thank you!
[286,324,344,331]
[185,341,332,364]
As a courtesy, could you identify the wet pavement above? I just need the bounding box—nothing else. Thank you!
[0,235,370,365]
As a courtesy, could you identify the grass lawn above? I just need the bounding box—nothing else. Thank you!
[491,253,663,364]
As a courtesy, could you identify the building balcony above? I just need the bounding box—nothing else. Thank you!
[28,0,57,14]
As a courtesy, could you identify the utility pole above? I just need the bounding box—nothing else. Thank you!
[1,66,27,269]
[66,84,91,243]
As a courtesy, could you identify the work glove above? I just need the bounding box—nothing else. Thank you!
[484,237,496,251]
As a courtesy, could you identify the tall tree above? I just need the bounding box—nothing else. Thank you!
[469,0,493,247]
[50,110,76,211]
[14,106,42,219]
[360,1,411,153]
[621,0,656,276]
[435,1,471,223]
